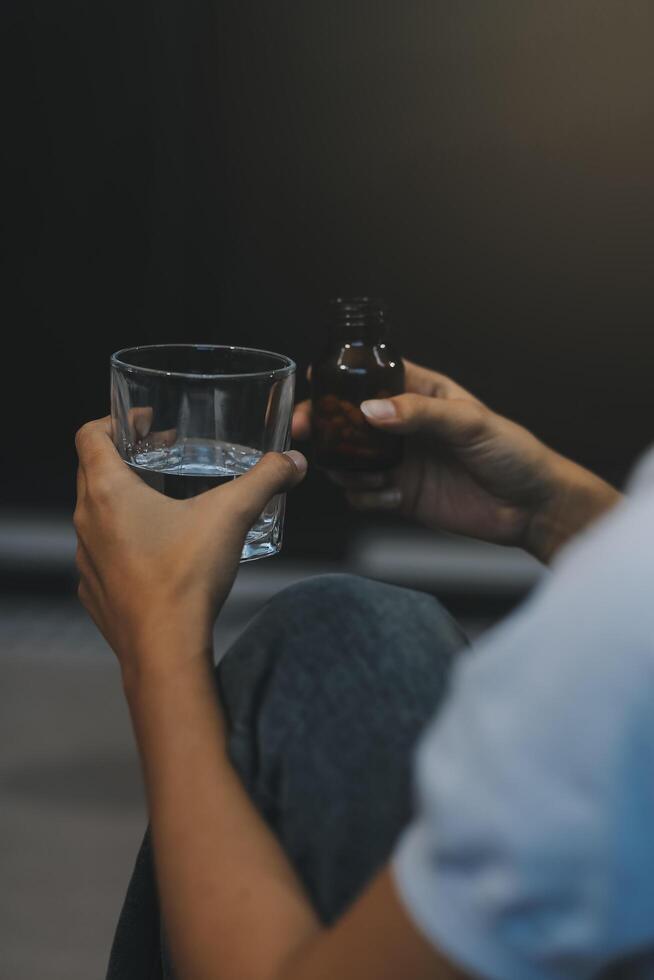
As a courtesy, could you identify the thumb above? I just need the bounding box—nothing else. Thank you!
[361,393,489,447]
[217,450,308,528]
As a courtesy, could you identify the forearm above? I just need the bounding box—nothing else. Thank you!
[123,642,321,980]
[526,454,622,564]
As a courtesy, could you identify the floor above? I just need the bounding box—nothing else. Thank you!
[1,598,145,980]
[0,565,350,980]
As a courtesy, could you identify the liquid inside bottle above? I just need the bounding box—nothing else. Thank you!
[311,297,405,471]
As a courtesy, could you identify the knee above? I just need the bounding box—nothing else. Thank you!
[219,574,381,695]
[218,573,464,733]
[263,571,443,627]
[263,573,464,669]
[256,574,404,674]
[264,572,391,624]
[218,574,465,818]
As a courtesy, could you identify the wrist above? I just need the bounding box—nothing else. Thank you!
[120,637,230,801]
[121,640,226,739]
[120,614,215,696]
[525,454,622,564]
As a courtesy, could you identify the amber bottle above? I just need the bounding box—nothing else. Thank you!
[311,297,405,471]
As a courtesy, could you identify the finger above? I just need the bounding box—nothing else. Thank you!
[209,450,308,528]
[127,406,154,441]
[360,393,489,447]
[124,407,176,448]
[292,400,312,441]
[346,488,403,511]
[75,416,119,471]
[327,470,390,490]
[403,360,482,404]
[76,416,146,504]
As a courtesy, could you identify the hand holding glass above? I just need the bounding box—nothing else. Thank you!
[110,345,296,561]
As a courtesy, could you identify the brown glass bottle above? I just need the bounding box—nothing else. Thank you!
[311,297,405,471]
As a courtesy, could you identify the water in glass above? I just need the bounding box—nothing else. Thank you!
[128,439,279,559]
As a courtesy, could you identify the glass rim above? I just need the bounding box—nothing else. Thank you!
[110,344,296,381]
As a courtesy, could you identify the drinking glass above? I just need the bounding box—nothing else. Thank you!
[110,344,296,561]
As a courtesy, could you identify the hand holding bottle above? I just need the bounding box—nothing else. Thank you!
[293,360,621,564]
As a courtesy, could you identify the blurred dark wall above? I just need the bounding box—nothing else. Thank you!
[3,1,654,554]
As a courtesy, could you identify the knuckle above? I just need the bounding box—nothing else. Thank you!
[459,401,490,440]
[74,423,91,453]
[399,393,417,414]
[394,393,419,420]
[89,474,113,503]
[467,400,489,424]
[264,451,295,480]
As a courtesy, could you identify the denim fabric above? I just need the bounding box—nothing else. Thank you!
[106,574,466,979]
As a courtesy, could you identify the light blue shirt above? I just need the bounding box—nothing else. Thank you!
[393,453,654,979]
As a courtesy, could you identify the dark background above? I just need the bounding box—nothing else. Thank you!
[3,0,654,557]
[1,8,654,974]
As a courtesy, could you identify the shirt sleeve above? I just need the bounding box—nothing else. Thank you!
[392,488,654,980]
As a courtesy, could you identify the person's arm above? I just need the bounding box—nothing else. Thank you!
[124,651,467,980]
[522,451,621,563]
[74,418,470,980]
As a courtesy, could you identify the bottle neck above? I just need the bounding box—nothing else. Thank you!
[327,297,390,344]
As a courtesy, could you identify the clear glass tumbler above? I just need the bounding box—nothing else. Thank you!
[110,345,296,561]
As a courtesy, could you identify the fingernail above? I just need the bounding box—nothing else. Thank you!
[361,399,397,420]
[284,450,308,475]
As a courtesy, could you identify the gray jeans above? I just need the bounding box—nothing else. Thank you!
[106,574,467,979]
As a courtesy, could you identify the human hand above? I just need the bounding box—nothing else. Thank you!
[74,418,307,675]
[293,361,620,563]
